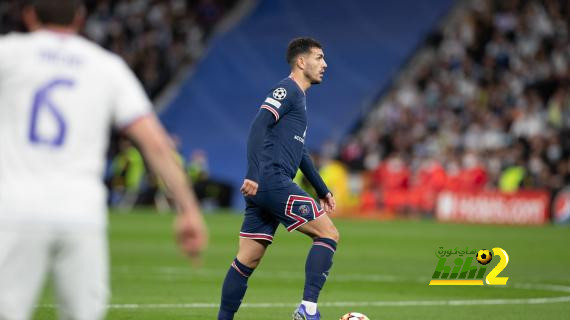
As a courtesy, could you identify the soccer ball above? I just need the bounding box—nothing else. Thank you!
[340,312,370,320]
[476,249,492,265]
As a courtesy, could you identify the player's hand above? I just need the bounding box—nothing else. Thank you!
[175,209,208,267]
[241,179,259,197]
[320,192,336,214]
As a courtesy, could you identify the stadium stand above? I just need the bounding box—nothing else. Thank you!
[345,0,570,217]
[0,0,238,98]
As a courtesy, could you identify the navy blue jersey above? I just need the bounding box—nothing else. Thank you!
[245,77,329,197]
[258,77,306,182]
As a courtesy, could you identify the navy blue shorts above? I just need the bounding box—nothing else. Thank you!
[239,182,325,243]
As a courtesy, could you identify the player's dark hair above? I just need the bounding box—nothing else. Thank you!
[24,0,82,26]
[286,37,322,66]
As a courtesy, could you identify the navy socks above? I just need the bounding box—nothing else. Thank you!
[218,258,254,320]
[303,237,337,302]
[218,238,337,319]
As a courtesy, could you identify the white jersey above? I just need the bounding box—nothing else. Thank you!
[0,30,151,229]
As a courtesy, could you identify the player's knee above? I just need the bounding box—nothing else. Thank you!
[316,225,339,243]
[239,256,263,269]
[328,227,340,243]
[237,238,269,269]
[236,251,265,269]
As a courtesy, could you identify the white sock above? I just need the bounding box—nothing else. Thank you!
[301,300,317,315]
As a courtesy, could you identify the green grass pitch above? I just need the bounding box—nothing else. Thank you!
[34,209,570,319]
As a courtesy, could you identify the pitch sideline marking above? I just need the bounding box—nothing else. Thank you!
[38,296,570,309]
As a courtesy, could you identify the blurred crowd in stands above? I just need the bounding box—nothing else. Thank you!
[0,0,236,98]
[108,137,233,211]
[335,0,570,214]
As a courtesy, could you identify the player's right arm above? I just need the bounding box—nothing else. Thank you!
[111,56,206,261]
[242,109,275,196]
[125,115,207,260]
[243,86,292,196]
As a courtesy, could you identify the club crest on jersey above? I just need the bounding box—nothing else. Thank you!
[273,88,287,100]
[299,205,310,215]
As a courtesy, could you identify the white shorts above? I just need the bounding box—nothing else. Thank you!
[0,223,109,320]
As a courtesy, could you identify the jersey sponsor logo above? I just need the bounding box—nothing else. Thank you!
[273,87,287,100]
[294,127,306,143]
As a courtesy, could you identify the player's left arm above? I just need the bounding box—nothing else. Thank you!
[299,147,336,213]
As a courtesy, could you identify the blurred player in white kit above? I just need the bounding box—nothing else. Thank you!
[0,1,208,319]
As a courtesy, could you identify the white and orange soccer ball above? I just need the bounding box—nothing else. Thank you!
[340,312,370,320]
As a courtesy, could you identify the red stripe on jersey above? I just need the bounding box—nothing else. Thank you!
[260,105,279,121]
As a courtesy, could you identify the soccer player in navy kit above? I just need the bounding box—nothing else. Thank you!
[218,38,339,320]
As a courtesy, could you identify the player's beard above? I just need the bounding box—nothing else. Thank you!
[307,70,323,84]
[303,62,324,84]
